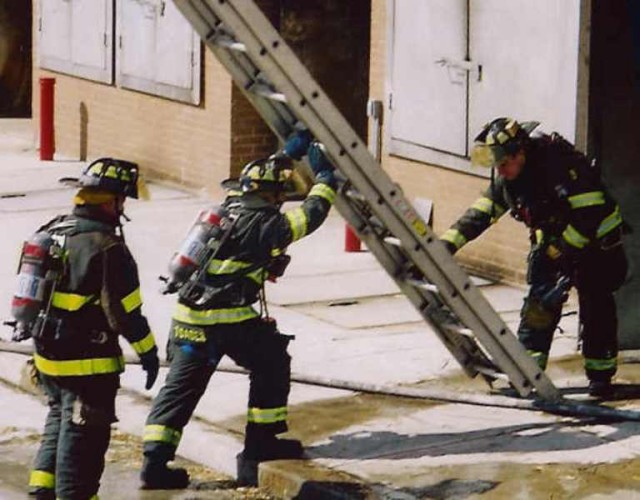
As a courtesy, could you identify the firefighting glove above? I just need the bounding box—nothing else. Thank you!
[307,141,335,176]
[139,349,160,390]
[283,129,313,161]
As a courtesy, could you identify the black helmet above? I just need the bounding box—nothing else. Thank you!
[470,117,540,168]
[223,155,297,194]
[76,158,141,198]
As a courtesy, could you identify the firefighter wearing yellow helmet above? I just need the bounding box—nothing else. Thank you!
[441,118,628,399]
[140,130,336,488]
[27,158,159,499]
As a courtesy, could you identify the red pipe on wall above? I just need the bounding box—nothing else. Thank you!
[39,77,56,161]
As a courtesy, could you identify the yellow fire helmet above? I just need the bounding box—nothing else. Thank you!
[470,118,540,168]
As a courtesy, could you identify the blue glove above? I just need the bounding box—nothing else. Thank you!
[307,141,334,176]
[283,129,313,160]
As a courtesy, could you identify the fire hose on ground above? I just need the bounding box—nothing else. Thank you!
[1,340,640,422]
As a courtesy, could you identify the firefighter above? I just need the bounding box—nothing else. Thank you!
[27,159,160,500]
[140,130,337,489]
[441,118,628,399]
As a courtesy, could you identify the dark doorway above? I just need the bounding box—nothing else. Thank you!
[590,0,640,348]
[0,0,32,117]
[281,0,371,140]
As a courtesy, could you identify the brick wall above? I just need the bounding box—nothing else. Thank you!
[31,1,243,199]
[369,0,528,284]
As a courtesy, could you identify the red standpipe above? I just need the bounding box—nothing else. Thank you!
[39,77,56,161]
[344,224,362,252]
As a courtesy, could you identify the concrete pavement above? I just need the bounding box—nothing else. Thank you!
[2,118,640,499]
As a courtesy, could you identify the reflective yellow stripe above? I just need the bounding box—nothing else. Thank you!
[33,353,125,376]
[285,208,308,242]
[441,229,467,249]
[470,197,506,219]
[584,356,617,371]
[309,182,336,204]
[534,229,544,245]
[131,332,156,355]
[562,224,590,249]
[597,206,623,238]
[568,191,605,208]
[207,259,265,285]
[247,406,288,424]
[121,288,142,313]
[52,292,94,311]
[143,424,182,446]
[29,470,55,488]
[527,350,548,370]
[173,304,258,325]
[271,247,284,257]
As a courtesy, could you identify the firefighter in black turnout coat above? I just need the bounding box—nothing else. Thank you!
[441,118,628,399]
[24,159,159,499]
[140,130,336,488]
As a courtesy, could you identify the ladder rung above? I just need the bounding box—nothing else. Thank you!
[205,29,247,52]
[216,37,247,52]
[440,322,474,338]
[248,83,287,102]
[473,365,509,381]
[344,189,366,203]
[405,277,439,293]
[383,236,402,247]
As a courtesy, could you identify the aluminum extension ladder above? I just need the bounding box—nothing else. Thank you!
[173,0,560,401]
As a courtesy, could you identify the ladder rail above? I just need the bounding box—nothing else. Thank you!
[174,0,560,400]
[335,194,490,378]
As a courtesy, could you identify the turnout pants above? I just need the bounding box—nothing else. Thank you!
[143,317,292,463]
[518,235,628,381]
[29,374,119,500]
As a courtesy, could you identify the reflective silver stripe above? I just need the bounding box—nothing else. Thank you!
[441,229,467,249]
[143,424,182,446]
[596,206,623,238]
[562,224,590,249]
[173,304,259,325]
[568,191,605,208]
[470,197,506,219]
[309,183,336,204]
[285,208,308,242]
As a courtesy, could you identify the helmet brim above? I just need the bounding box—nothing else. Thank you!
[470,144,507,168]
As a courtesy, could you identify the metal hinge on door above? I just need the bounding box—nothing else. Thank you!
[435,58,483,82]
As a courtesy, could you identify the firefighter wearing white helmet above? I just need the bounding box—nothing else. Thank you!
[441,117,628,399]
[25,158,159,499]
[141,130,336,489]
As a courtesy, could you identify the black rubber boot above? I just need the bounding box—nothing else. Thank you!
[588,379,614,399]
[140,459,190,490]
[237,429,304,486]
[28,487,55,500]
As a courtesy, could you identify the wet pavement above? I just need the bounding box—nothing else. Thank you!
[0,381,275,499]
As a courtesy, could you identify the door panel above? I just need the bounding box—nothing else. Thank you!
[469,0,581,141]
[390,0,468,156]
